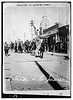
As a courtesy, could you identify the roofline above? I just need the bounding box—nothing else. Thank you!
[43,23,59,33]
[43,24,69,33]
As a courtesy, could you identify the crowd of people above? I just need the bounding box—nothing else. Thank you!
[4,38,45,58]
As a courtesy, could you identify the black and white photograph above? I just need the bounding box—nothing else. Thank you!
[1,1,71,98]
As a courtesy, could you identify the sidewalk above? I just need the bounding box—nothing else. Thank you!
[46,51,68,57]
[4,51,70,91]
[37,52,70,90]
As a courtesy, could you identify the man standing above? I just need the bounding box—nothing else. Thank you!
[39,40,45,58]
[4,42,9,56]
[14,40,18,53]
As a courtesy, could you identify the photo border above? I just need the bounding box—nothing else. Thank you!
[1,1,71,98]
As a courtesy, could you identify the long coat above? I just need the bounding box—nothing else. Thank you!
[39,42,45,52]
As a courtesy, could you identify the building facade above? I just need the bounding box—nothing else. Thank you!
[39,23,69,54]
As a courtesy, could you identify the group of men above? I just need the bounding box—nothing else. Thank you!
[4,39,45,58]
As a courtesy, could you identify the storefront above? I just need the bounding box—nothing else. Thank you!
[58,25,69,54]
[39,24,69,54]
[39,23,58,52]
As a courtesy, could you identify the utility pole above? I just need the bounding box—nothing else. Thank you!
[58,7,60,24]
[29,20,34,40]
[13,29,15,42]
[24,33,26,43]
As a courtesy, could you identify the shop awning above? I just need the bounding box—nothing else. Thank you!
[39,29,58,38]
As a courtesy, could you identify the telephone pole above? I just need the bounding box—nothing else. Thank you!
[24,32,26,43]
[29,20,34,40]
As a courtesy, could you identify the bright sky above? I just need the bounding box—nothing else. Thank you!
[3,3,70,42]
